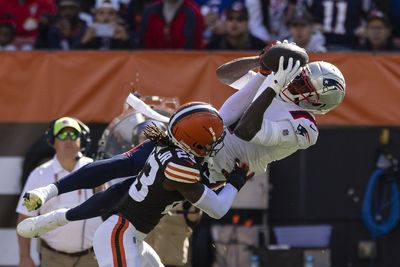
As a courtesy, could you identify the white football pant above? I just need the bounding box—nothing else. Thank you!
[93,215,164,267]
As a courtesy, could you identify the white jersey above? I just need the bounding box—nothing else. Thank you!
[207,72,319,182]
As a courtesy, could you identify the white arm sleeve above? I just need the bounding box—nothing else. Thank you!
[250,119,297,147]
[192,184,238,219]
[219,72,266,126]
[228,70,257,90]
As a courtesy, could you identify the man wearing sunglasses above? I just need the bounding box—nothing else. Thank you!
[16,117,101,267]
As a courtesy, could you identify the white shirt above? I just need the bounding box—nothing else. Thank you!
[207,71,318,182]
[16,155,103,253]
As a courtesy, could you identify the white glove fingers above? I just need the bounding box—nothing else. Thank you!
[277,56,284,72]
[286,57,294,71]
[289,60,301,78]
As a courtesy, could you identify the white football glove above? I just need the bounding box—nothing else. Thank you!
[269,56,302,94]
[23,184,58,211]
[281,39,297,46]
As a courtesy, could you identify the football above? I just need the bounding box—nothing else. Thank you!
[260,43,309,72]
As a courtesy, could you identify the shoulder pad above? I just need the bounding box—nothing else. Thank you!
[289,111,318,149]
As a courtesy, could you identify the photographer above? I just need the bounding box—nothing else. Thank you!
[80,0,129,50]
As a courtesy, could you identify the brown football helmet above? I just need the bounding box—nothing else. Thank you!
[168,102,225,157]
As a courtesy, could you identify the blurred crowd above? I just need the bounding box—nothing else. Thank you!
[0,0,399,52]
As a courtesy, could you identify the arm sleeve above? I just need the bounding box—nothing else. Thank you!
[228,70,257,90]
[192,184,238,219]
[219,72,266,126]
[56,141,155,194]
[250,120,297,147]
[250,117,319,149]
[66,178,135,221]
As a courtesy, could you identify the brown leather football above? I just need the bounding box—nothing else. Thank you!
[261,43,309,72]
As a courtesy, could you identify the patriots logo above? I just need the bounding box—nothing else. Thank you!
[323,78,345,92]
[295,124,310,142]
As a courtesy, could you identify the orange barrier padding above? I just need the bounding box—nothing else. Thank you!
[1,51,399,125]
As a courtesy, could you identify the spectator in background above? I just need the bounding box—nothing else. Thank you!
[206,2,265,50]
[244,0,294,43]
[197,0,234,46]
[372,0,400,44]
[0,0,56,50]
[287,7,326,52]
[125,0,151,48]
[358,10,398,51]
[0,22,17,51]
[207,2,265,50]
[35,0,87,50]
[16,117,102,267]
[80,0,130,49]
[140,0,204,49]
[306,0,373,51]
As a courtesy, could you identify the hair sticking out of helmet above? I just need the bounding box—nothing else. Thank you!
[132,120,167,145]
[280,61,346,114]
[168,102,225,157]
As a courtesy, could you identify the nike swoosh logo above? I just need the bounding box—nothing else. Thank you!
[309,124,317,132]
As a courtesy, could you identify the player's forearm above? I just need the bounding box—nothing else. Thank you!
[216,56,260,85]
[57,141,154,194]
[66,178,134,221]
[234,88,276,141]
[192,184,237,219]
[56,155,131,194]
[219,73,266,126]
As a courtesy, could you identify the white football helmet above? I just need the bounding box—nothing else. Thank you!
[280,61,346,114]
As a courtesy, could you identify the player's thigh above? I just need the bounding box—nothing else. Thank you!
[93,215,142,267]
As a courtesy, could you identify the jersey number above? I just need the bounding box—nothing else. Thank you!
[322,0,347,34]
[130,154,159,202]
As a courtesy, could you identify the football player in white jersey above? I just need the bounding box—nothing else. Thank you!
[206,54,346,183]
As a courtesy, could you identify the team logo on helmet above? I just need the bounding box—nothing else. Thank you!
[280,61,346,114]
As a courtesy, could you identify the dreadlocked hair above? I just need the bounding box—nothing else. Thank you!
[143,124,172,146]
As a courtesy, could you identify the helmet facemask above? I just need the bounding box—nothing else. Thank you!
[280,67,321,107]
[279,61,346,114]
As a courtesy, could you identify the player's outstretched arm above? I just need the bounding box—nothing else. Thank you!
[219,72,266,127]
[167,160,253,219]
[234,57,301,141]
[23,141,155,211]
